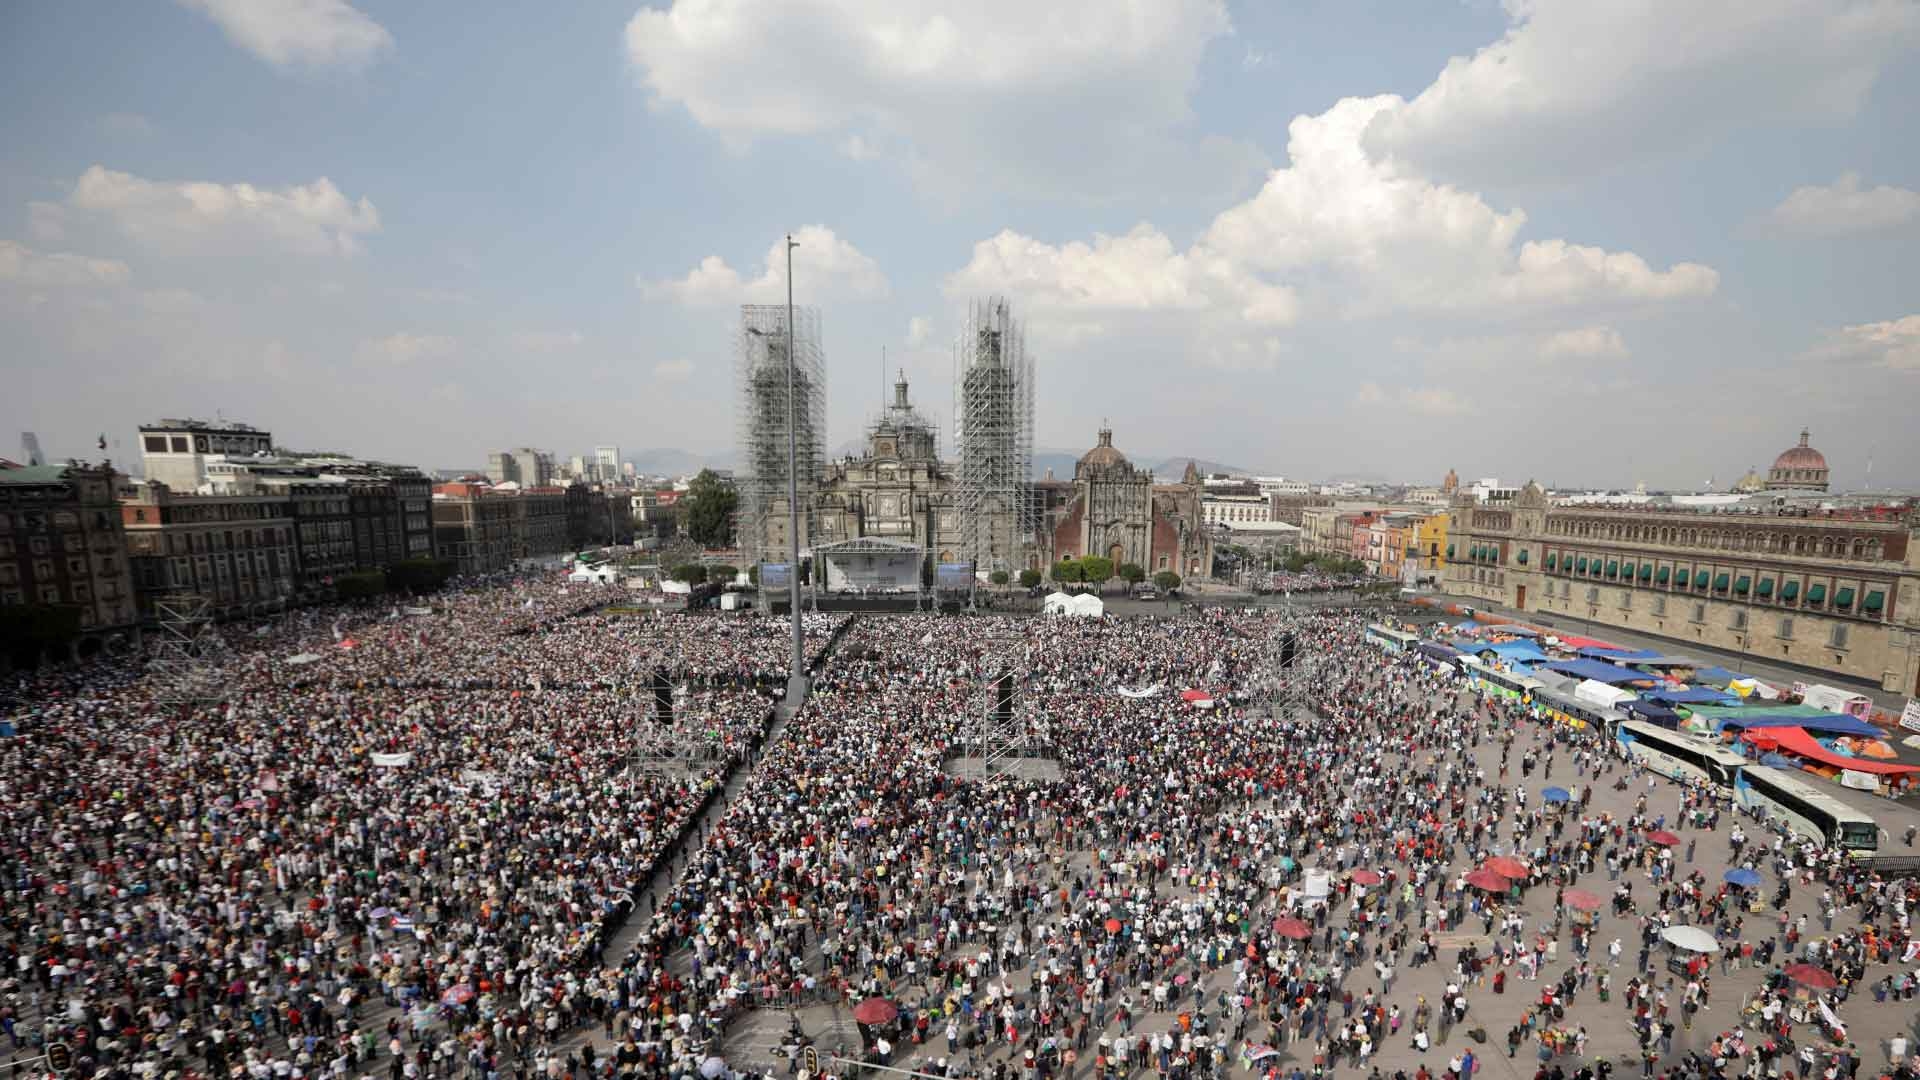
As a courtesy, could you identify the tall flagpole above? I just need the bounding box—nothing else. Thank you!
[785,234,807,705]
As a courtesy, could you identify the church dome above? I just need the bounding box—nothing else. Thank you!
[1766,429,1829,492]
[1078,427,1130,471]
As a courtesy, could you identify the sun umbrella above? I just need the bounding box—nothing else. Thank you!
[1349,870,1383,885]
[1104,918,1122,934]
[1272,917,1312,940]
[699,1059,728,1080]
[1659,925,1719,953]
[852,998,899,1025]
[1464,868,1512,892]
[1484,856,1529,879]
[1724,868,1761,888]
[1541,787,1571,804]
[1784,964,1839,990]
[441,985,475,1006]
[1646,830,1681,847]
[1562,889,1603,912]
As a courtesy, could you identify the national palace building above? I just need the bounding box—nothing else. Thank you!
[1445,431,1920,697]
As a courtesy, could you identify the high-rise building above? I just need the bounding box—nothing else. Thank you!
[593,445,621,483]
[139,419,273,491]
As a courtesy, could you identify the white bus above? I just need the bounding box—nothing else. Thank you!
[1536,686,1624,736]
[1364,624,1418,654]
[1460,656,1545,703]
[1733,766,1879,852]
[1615,720,1748,790]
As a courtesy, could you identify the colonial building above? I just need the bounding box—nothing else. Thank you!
[1044,428,1213,578]
[0,462,137,659]
[815,374,953,555]
[1445,481,1920,694]
[120,481,298,619]
[1766,429,1830,493]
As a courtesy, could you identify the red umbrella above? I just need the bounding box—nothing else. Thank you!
[1349,870,1383,885]
[1271,916,1312,940]
[852,998,899,1025]
[1562,889,1604,912]
[1484,856,1529,879]
[1783,964,1839,991]
[1464,868,1512,892]
[1104,918,1122,934]
[1646,830,1681,847]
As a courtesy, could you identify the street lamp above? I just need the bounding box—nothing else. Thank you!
[784,234,807,707]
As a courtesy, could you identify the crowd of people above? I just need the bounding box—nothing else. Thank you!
[3,579,1915,1080]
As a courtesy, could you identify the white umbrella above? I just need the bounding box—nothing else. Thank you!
[1661,925,1720,953]
[699,1058,728,1079]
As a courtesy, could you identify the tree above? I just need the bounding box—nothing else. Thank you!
[388,558,454,593]
[746,564,760,586]
[1117,562,1145,588]
[989,570,1010,586]
[1079,555,1115,593]
[334,570,387,599]
[670,563,708,585]
[709,564,737,585]
[677,469,738,549]
[1018,568,1042,590]
[1153,570,1182,592]
[1052,559,1083,585]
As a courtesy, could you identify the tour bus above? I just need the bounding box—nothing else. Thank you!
[1364,623,1418,654]
[1733,765,1880,853]
[1535,686,1624,736]
[1615,720,1749,789]
[1460,656,1544,704]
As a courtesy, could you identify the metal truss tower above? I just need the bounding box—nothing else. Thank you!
[953,297,1035,586]
[150,593,226,708]
[970,627,1041,772]
[628,688,711,785]
[737,305,826,570]
[1264,609,1307,721]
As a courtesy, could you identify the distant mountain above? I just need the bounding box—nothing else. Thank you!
[626,447,735,476]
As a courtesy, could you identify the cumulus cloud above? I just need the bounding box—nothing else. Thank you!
[0,240,131,288]
[1362,1,1920,188]
[1541,326,1628,359]
[623,0,1255,199]
[63,165,380,257]
[1807,314,1920,371]
[1767,172,1920,235]
[947,96,1714,351]
[905,315,932,347]
[357,333,456,367]
[644,225,887,306]
[179,0,393,69]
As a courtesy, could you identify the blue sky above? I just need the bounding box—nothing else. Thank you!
[2,0,1917,489]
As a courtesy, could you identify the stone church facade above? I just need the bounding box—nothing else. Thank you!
[1042,427,1213,578]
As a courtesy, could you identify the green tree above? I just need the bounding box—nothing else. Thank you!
[677,469,738,549]
[1052,559,1083,585]
[1117,562,1145,588]
[1018,568,1042,590]
[709,564,737,584]
[1153,570,1182,592]
[746,564,760,586]
[334,570,388,599]
[989,570,1010,586]
[387,558,454,593]
[670,563,708,585]
[0,604,83,667]
[1079,555,1115,593]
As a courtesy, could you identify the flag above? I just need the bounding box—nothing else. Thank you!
[391,916,415,935]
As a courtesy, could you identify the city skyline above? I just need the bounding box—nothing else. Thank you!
[3,1,1917,488]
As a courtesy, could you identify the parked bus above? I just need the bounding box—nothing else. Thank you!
[1536,686,1624,735]
[1733,765,1880,852]
[1461,657,1544,703]
[1615,720,1748,789]
[1364,624,1418,654]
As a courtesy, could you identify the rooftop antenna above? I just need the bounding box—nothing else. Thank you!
[882,345,887,414]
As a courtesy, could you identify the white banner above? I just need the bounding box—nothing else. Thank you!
[1115,684,1164,699]
[371,752,412,768]
[1902,698,1920,734]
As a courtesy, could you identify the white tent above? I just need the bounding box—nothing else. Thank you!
[568,565,618,585]
[1043,591,1075,615]
[1044,592,1104,617]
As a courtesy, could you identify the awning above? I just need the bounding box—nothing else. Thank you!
[1781,580,1799,600]
[1656,567,1671,583]
[1545,553,1555,569]
[1644,687,1736,706]
[1447,544,1455,559]
[1712,712,1882,738]
[1621,561,1635,578]
[1517,549,1528,564]
[1638,564,1652,580]
[1733,576,1749,595]
[1807,583,1826,604]
[1579,646,1659,661]
[1606,560,1619,577]
[1864,590,1885,612]
[1757,726,1920,776]
[1488,641,1549,663]
[1693,569,1710,587]
[1756,578,1773,597]
[1577,557,1588,572]
[1834,587,1855,608]
[1542,659,1658,685]
[1714,573,1730,591]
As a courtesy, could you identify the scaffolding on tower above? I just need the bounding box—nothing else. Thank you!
[736,305,826,575]
[952,297,1036,593]
[150,593,227,708]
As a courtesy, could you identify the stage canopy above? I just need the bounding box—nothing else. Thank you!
[815,537,924,592]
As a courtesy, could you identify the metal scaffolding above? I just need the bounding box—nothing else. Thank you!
[150,593,226,707]
[1263,612,1307,721]
[737,305,826,569]
[969,627,1042,771]
[628,687,712,784]
[952,297,1036,583]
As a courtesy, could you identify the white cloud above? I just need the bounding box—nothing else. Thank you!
[947,95,1713,353]
[623,0,1249,199]
[509,330,586,351]
[179,0,393,69]
[357,333,457,367]
[1352,381,1471,417]
[1767,172,1920,235]
[905,316,932,347]
[1541,326,1628,358]
[65,165,380,257]
[653,358,694,381]
[0,240,130,288]
[1362,1,1920,187]
[1808,314,1920,371]
[644,225,888,306]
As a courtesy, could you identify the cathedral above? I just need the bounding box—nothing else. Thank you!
[1039,426,1213,579]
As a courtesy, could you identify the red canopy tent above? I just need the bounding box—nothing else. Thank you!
[1760,726,1920,776]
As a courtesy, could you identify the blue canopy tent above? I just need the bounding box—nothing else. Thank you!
[1578,646,1660,661]
[1712,712,1882,738]
[1416,642,1461,662]
[1542,659,1659,685]
[1644,687,1738,706]
[1487,641,1550,665]
[1692,665,1748,688]
[1724,868,1761,888]
[1622,701,1681,726]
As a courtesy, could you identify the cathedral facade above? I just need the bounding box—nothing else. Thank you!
[1041,427,1213,579]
